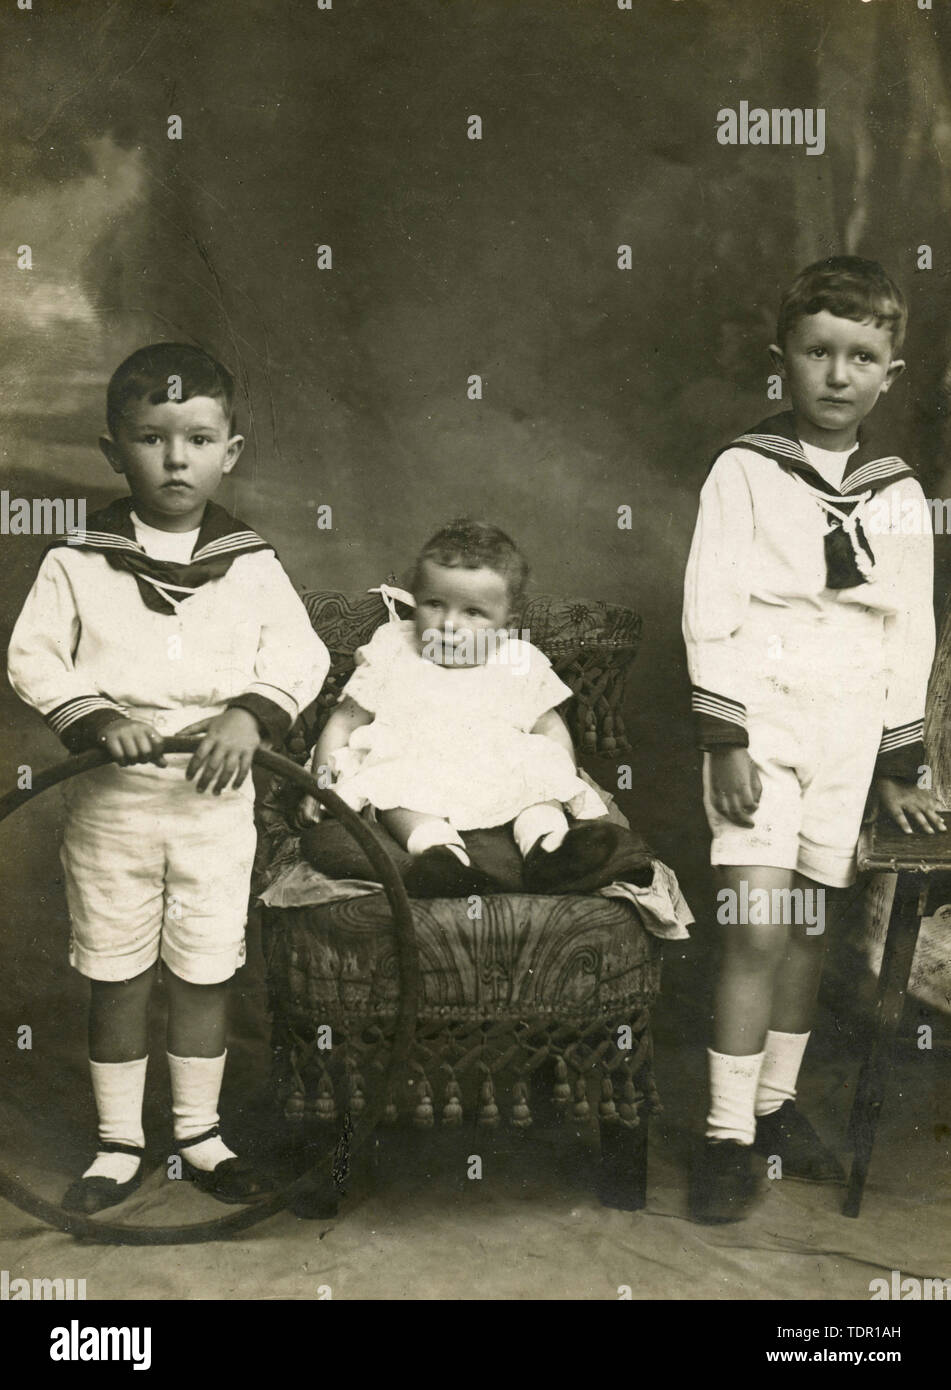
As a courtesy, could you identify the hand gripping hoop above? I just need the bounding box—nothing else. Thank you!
[0,739,420,1245]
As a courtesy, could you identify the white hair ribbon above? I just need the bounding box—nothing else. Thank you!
[368,582,417,622]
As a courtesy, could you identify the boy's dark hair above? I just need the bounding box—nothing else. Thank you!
[411,518,530,610]
[106,342,237,437]
[776,255,907,353]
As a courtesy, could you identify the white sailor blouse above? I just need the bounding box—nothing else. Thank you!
[682,413,935,781]
[7,498,330,752]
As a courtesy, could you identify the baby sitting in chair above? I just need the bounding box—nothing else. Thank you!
[298,518,651,897]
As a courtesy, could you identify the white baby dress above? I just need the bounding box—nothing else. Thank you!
[327,620,607,830]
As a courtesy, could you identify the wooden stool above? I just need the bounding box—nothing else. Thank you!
[845,818,951,1217]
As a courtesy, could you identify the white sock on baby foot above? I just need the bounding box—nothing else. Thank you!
[83,1057,148,1184]
[405,821,470,865]
[168,1052,237,1172]
[754,1030,810,1117]
[513,803,569,857]
[706,1047,765,1146]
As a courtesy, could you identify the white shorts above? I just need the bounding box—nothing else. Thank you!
[703,601,887,889]
[60,757,257,984]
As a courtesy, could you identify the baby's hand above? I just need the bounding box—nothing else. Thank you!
[876,777,947,836]
[297,754,332,826]
[97,718,166,767]
[179,708,262,794]
[708,746,762,827]
[296,794,324,827]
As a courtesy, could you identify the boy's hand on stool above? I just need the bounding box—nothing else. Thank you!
[178,709,262,794]
[708,747,762,827]
[97,717,166,767]
[876,777,947,835]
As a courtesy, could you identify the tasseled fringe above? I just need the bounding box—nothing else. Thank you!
[601,711,618,755]
[348,1068,366,1117]
[553,1056,571,1107]
[442,1075,463,1126]
[511,1079,532,1129]
[598,1077,618,1126]
[284,1089,306,1121]
[283,1050,308,1121]
[280,1026,654,1129]
[478,1073,500,1128]
[617,1057,640,1128]
[582,707,598,752]
[413,1076,435,1129]
[308,1067,337,1122]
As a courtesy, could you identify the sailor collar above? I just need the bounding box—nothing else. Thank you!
[46,496,273,614]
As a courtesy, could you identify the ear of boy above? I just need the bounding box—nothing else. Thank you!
[766,345,906,402]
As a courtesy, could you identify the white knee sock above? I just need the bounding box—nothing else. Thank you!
[168,1052,237,1172]
[705,1048,765,1145]
[83,1057,147,1184]
[405,820,469,864]
[513,802,569,856]
[754,1030,810,1117]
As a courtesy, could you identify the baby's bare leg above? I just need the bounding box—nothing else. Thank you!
[380,807,467,860]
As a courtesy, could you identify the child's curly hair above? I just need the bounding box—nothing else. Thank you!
[411,518,530,611]
[776,255,907,353]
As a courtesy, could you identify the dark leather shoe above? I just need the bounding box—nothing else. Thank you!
[523,822,653,894]
[753,1101,845,1183]
[403,845,498,899]
[180,1154,273,1205]
[62,1148,144,1214]
[176,1124,273,1204]
[689,1139,758,1224]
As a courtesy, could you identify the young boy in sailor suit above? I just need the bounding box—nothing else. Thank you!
[7,343,329,1213]
[682,257,943,1223]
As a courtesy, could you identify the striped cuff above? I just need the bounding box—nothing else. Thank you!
[875,720,925,782]
[691,686,749,750]
[46,698,127,753]
[225,693,292,744]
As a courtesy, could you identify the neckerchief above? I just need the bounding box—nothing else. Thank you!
[714,411,916,588]
[47,497,273,614]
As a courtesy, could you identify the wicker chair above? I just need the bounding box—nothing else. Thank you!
[256,587,665,1211]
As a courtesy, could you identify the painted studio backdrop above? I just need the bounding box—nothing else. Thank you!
[0,0,949,1299]
[4,1,951,864]
[4,1,951,883]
